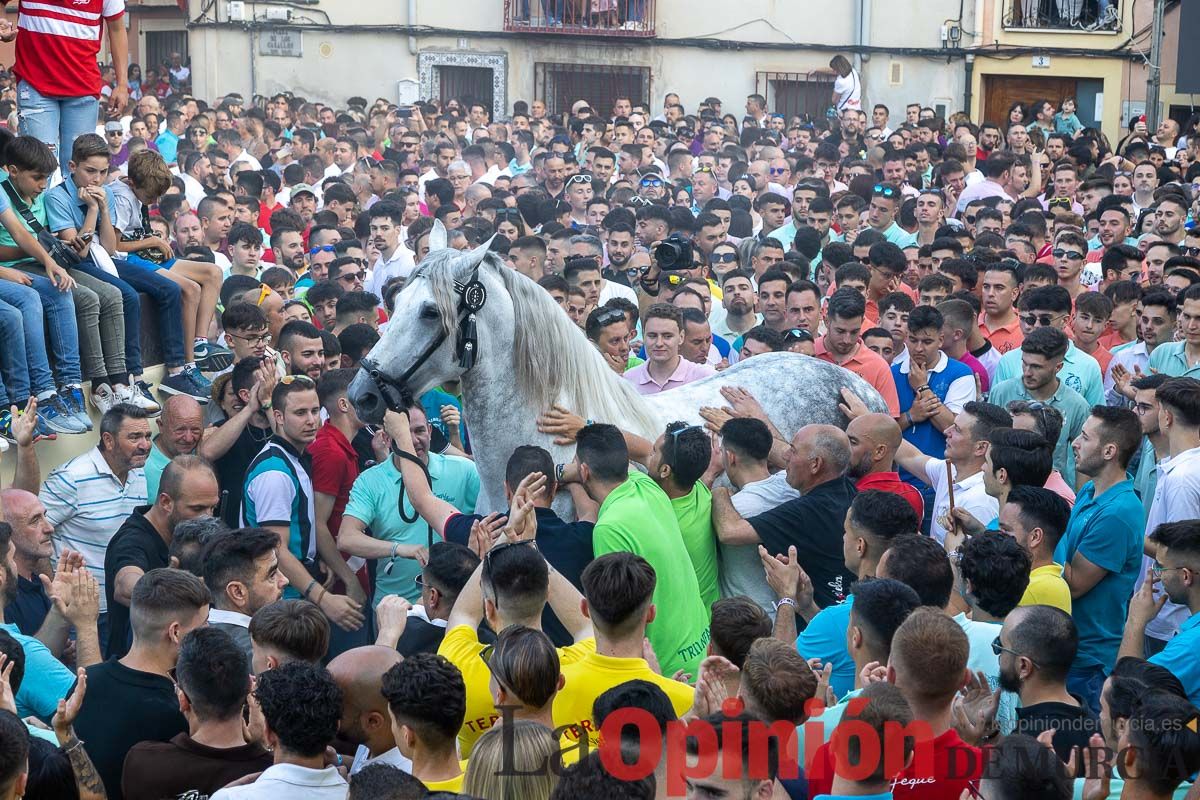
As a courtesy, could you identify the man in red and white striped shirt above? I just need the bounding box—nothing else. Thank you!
[1,0,129,172]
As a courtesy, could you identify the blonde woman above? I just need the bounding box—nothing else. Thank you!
[462,720,559,800]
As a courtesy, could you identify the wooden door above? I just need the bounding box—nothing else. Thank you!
[982,75,1078,127]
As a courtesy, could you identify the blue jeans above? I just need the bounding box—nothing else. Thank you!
[16,81,100,175]
[72,259,143,377]
[0,278,65,397]
[13,265,83,386]
[1067,663,1107,716]
[115,256,186,369]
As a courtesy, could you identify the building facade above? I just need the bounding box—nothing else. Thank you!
[180,0,1180,137]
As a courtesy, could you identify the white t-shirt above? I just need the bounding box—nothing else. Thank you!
[599,280,638,306]
[833,70,861,111]
[924,459,997,545]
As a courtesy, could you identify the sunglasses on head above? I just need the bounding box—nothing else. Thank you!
[279,374,315,386]
[873,183,897,198]
[595,308,626,326]
[566,174,593,186]
[310,245,336,256]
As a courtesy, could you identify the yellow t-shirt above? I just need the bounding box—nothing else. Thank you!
[1020,563,1072,613]
[552,650,696,756]
[422,760,469,792]
[437,624,596,756]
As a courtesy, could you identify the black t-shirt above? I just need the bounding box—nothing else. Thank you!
[73,659,187,800]
[748,476,858,608]
[444,506,594,647]
[1016,696,1101,773]
[213,419,274,528]
[4,573,52,636]
[103,507,169,659]
[122,732,273,800]
[396,616,496,657]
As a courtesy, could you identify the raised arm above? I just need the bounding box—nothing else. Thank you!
[382,409,460,536]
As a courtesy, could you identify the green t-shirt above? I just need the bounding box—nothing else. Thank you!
[625,355,645,371]
[593,470,711,678]
[671,482,719,611]
[0,180,44,268]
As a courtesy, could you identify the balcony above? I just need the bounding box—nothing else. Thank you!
[503,0,655,38]
[1003,0,1122,32]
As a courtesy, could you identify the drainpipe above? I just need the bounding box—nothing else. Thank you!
[964,54,975,117]
[408,0,417,55]
[853,0,863,72]
[859,0,871,78]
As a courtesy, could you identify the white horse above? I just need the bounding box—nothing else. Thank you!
[348,237,889,513]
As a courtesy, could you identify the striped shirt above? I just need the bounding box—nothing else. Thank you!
[13,0,125,99]
[40,447,147,614]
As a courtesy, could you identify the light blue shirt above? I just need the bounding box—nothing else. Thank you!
[0,623,76,723]
[44,173,119,234]
[344,452,479,605]
[796,597,855,699]
[1053,480,1145,670]
[1147,341,1200,380]
[986,377,1090,486]
[992,341,1104,407]
[1148,612,1200,706]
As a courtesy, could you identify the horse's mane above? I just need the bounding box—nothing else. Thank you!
[419,250,663,440]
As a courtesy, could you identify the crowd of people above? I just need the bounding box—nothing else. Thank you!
[0,8,1197,799]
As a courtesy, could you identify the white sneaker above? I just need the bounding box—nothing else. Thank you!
[116,383,161,416]
[91,384,119,416]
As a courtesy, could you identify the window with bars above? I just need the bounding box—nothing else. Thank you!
[755,71,835,123]
[534,62,652,117]
[504,0,655,36]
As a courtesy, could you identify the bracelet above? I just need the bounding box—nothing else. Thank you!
[302,579,319,599]
[773,597,797,612]
[63,736,85,754]
[555,463,565,483]
[918,384,931,393]
[904,411,914,427]
[390,542,401,559]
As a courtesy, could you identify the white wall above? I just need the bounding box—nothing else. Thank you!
[188,0,968,114]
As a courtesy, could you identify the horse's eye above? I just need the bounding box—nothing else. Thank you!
[419,304,440,320]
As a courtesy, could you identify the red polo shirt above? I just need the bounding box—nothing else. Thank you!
[814,337,900,417]
[309,422,369,593]
[856,471,924,520]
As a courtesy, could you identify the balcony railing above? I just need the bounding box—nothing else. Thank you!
[1004,0,1122,31]
[503,0,655,37]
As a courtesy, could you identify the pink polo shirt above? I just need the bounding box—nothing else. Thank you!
[624,357,716,395]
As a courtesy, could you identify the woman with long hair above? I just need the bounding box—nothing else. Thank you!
[462,720,559,800]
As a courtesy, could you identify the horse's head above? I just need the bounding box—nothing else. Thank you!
[349,224,513,424]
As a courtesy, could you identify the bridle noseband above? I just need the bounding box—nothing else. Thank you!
[362,264,488,413]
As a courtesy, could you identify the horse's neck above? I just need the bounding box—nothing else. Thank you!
[460,356,542,512]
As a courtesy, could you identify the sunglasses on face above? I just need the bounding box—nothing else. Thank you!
[640,177,664,188]
[1021,313,1066,327]
[338,270,367,282]
[710,252,737,264]
[1181,246,1200,257]
[769,167,788,175]
[1052,248,1085,261]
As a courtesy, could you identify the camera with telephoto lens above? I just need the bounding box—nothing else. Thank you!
[653,233,694,272]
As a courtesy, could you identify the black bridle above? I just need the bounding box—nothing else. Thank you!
[361,265,488,413]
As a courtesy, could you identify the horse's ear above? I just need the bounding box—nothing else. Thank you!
[465,234,498,269]
[430,219,448,252]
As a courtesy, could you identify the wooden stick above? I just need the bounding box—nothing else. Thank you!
[945,458,956,518]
